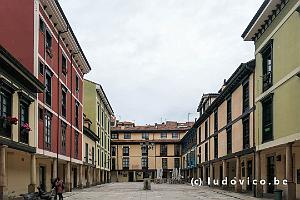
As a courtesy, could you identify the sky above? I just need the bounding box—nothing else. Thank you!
[59,0,264,125]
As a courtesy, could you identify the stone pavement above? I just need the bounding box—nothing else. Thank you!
[64,182,269,200]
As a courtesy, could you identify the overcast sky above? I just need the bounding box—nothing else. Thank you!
[59,0,264,125]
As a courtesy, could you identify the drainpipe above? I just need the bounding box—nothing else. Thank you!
[252,65,256,197]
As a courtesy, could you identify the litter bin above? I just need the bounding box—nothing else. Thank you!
[274,189,283,200]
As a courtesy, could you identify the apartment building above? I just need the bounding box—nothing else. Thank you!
[0,0,91,194]
[111,121,192,182]
[0,46,44,199]
[181,60,255,193]
[83,80,114,184]
[242,0,300,199]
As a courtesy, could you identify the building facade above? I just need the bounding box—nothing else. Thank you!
[0,46,44,199]
[83,80,114,184]
[181,60,255,193]
[242,0,300,199]
[0,0,91,195]
[111,121,192,182]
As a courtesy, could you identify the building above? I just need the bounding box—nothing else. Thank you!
[0,46,44,199]
[111,121,193,182]
[0,0,91,193]
[181,60,255,193]
[83,80,114,184]
[242,0,300,199]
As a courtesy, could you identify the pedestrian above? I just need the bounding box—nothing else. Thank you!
[52,178,58,200]
[55,177,64,200]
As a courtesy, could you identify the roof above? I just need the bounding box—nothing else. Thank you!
[41,0,91,74]
[197,93,219,112]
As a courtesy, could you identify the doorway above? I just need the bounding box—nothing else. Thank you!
[39,166,46,191]
[267,156,275,193]
[73,168,77,188]
[247,160,253,191]
[128,172,134,182]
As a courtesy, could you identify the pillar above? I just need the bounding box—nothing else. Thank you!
[86,167,90,187]
[98,169,101,184]
[28,154,36,193]
[0,146,7,200]
[202,166,207,185]
[65,162,71,192]
[235,157,242,193]
[133,171,136,182]
[222,160,227,189]
[52,159,57,180]
[255,151,263,197]
[209,163,213,187]
[78,165,83,188]
[286,143,296,200]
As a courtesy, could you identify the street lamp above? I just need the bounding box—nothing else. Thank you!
[140,140,154,190]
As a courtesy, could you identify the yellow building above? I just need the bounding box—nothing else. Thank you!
[0,46,44,199]
[181,61,255,193]
[242,0,300,199]
[111,121,192,182]
[83,79,114,184]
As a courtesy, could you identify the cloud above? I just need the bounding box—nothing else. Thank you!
[59,0,264,124]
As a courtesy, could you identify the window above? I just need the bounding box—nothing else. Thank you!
[123,146,129,156]
[214,135,218,159]
[122,158,129,170]
[85,143,89,163]
[74,131,79,158]
[101,111,104,126]
[214,110,218,132]
[227,127,232,154]
[160,132,167,139]
[142,132,149,140]
[227,97,232,123]
[243,117,250,149]
[141,157,148,169]
[44,112,52,150]
[92,147,95,165]
[98,149,100,166]
[61,122,67,155]
[112,158,116,170]
[172,132,179,139]
[198,127,201,143]
[61,87,67,118]
[174,144,180,156]
[174,158,180,169]
[124,132,131,139]
[205,121,208,139]
[75,75,79,92]
[39,61,44,75]
[243,81,249,112]
[75,101,79,128]
[162,158,168,169]
[262,96,273,142]
[111,133,118,139]
[262,42,273,91]
[19,100,29,144]
[101,132,104,146]
[45,72,52,106]
[102,152,104,167]
[39,108,44,120]
[205,143,208,162]
[46,30,52,50]
[97,104,100,122]
[39,18,45,32]
[111,146,116,156]
[160,144,167,156]
[62,54,67,75]
[141,146,148,156]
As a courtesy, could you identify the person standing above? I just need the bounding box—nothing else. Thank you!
[56,177,64,200]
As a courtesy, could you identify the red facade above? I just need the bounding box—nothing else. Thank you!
[0,0,88,162]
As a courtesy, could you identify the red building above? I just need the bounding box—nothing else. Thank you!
[0,0,91,193]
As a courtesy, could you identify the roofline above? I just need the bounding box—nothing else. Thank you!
[52,0,91,73]
[241,0,270,39]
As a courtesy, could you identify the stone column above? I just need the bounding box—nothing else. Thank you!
[209,163,213,187]
[286,143,296,200]
[235,157,242,193]
[65,162,71,192]
[222,160,227,189]
[98,169,101,184]
[86,167,90,187]
[133,171,136,182]
[28,154,36,193]
[255,151,263,197]
[78,165,83,188]
[52,159,57,180]
[202,166,207,185]
[0,145,7,200]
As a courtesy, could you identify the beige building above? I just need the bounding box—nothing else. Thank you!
[111,121,192,182]
[181,60,255,193]
[242,0,300,199]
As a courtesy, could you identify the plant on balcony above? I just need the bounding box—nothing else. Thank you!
[21,123,31,131]
[0,116,18,125]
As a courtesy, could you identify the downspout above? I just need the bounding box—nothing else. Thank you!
[252,66,256,197]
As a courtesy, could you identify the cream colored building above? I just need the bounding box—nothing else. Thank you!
[242,0,300,199]
[83,79,114,184]
[111,121,192,182]
[181,60,255,193]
